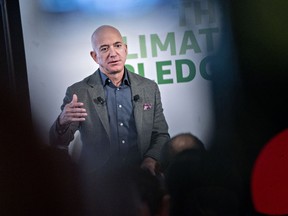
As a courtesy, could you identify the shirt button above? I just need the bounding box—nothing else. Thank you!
[119,104,122,108]
[120,122,123,126]
[122,140,125,144]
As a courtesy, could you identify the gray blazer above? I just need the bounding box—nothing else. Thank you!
[50,68,170,173]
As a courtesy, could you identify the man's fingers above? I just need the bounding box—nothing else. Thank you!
[70,117,86,122]
[60,94,87,125]
[61,113,87,124]
[67,107,87,113]
[65,112,87,117]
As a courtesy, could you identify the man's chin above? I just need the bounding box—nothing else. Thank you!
[100,65,124,75]
[109,66,124,73]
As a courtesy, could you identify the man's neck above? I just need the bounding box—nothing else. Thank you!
[103,70,124,87]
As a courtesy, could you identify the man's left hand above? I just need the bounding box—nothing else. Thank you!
[141,157,161,176]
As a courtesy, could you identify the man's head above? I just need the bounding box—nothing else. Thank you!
[160,133,206,172]
[90,25,127,76]
[169,133,206,156]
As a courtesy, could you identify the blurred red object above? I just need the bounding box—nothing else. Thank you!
[251,128,288,215]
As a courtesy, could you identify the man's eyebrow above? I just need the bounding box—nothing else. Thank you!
[98,41,122,48]
[114,41,123,45]
[99,44,109,49]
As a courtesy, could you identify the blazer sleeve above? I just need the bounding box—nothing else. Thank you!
[49,86,80,149]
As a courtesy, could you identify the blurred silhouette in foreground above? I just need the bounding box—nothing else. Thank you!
[88,164,169,216]
[0,90,83,216]
[165,149,240,216]
[224,0,288,214]
[160,133,206,174]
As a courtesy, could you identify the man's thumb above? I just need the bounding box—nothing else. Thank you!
[72,94,78,103]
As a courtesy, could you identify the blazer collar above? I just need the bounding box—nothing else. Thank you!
[87,69,102,87]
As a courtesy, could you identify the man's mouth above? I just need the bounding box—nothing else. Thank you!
[109,60,119,64]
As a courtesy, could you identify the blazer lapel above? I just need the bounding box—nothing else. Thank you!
[132,88,144,135]
[87,70,111,139]
[129,73,144,143]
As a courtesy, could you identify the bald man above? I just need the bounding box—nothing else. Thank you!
[50,25,170,177]
[160,133,206,172]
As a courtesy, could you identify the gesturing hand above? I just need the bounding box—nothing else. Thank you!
[59,94,87,125]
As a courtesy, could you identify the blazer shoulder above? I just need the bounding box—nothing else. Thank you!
[68,71,99,89]
[127,70,157,87]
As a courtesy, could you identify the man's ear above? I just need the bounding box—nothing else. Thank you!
[124,44,128,55]
[90,51,98,63]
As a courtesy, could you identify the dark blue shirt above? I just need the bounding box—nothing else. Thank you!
[99,70,138,161]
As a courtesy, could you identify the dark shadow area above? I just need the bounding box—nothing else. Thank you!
[0,0,32,128]
[0,87,83,216]
[210,0,288,214]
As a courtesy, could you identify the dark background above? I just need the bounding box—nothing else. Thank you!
[0,0,31,125]
[1,0,288,214]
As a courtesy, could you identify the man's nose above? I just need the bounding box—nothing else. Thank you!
[109,46,117,56]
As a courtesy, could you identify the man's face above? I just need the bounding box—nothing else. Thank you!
[91,27,127,75]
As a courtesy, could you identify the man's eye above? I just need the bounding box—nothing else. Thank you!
[100,47,108,52]
[115,44,122,48]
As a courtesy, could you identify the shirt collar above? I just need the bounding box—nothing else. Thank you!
[99,69,131,87]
